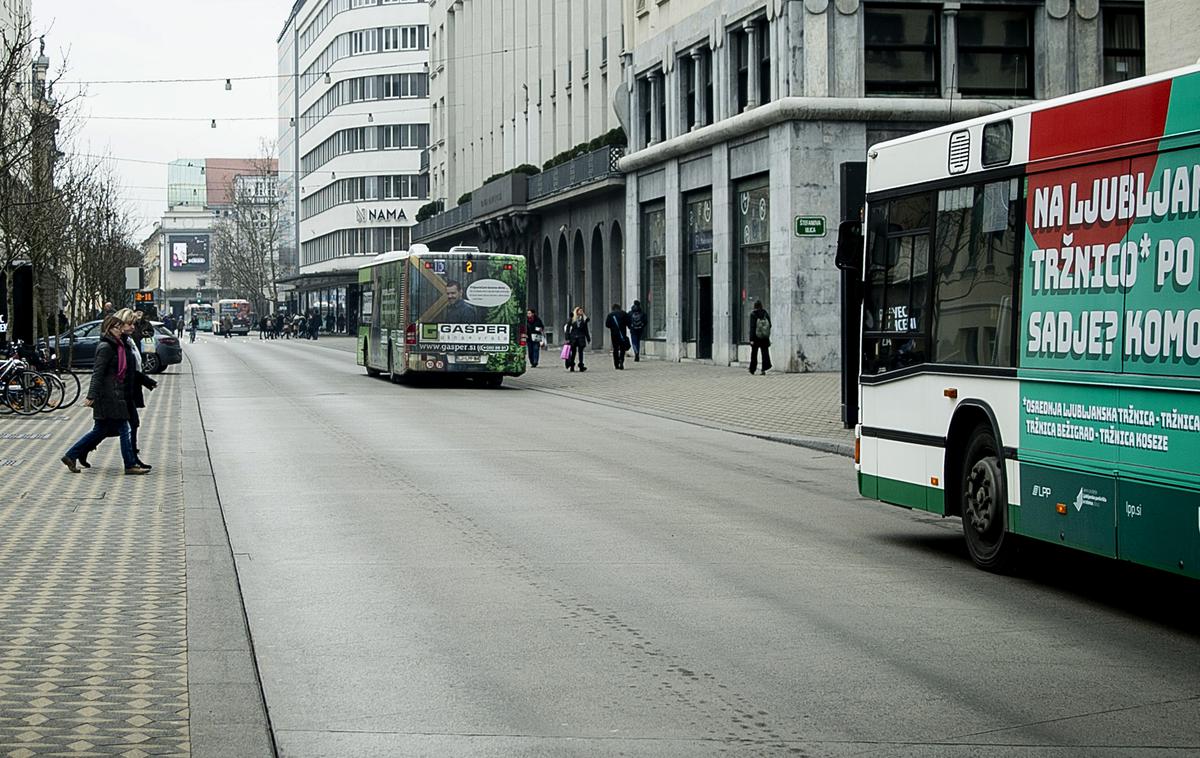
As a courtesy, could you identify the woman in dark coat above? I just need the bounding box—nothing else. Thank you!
[121,310,158,470]
[61,316,150,475]
[564,306,591,372]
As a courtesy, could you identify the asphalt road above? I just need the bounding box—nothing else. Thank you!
[188,336,1200,757]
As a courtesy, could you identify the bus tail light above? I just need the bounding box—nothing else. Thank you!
[518,324,527,347]
[854,436,860,464]
[405,323,417,346]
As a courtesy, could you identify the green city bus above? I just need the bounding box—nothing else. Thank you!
[357,244,527,387]
[842,65,1200,579]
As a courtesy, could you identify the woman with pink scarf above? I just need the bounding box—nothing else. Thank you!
[61,315,150,475]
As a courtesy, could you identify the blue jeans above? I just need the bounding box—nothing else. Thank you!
[66,419,135,467]
[528,340,541,366]
[629,331,641,357]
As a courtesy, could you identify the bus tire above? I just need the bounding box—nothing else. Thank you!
[484,375,503,388]
[960,424,1016,572]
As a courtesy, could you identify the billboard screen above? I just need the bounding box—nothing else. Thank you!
[168,234,210,271]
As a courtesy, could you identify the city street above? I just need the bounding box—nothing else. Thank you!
[188,337,1200,757]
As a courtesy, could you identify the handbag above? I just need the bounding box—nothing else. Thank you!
[560,343,572,361]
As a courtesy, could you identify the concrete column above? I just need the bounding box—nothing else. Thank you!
[942,3,960,99]
[744,21,760,109]
[691,49,706,129]
[625,174,641,309]
[711,147,733,365]
[649,71,662,145]
[664,160,682,361]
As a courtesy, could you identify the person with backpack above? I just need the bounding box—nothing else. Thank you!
[604,303,630,369]
[749,300,772,375]
[627,300,646,362]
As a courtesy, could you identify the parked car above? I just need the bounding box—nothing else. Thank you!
[40,320,182,374]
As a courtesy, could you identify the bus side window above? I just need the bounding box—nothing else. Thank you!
[862,194,932,374]
[931,179,1019,367]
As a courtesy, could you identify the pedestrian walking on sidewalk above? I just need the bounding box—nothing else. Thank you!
[119,310,158,470]
[605,303,630,369]
[526,308,545,367]
[564,306,590,372]
[61,315,150,475]
[221,314,233,339]
[749,300,772,375]
[628,301,646,362]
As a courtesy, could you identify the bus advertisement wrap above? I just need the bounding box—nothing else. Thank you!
[1020,73,1200,474]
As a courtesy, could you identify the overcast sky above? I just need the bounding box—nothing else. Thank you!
[34,1,288,239]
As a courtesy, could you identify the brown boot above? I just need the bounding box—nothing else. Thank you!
[124,466,151,476]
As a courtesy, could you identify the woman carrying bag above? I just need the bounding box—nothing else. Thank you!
[563,306,591,372]
[61,315,150,475]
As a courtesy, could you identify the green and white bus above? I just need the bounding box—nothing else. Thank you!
[357,244,527,387]
[840,65,1200,579]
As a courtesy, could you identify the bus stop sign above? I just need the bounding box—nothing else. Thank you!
[794,215,827,237]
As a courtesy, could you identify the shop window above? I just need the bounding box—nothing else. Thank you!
[734,176,770,343]
[864,4,940,96]
[641,203,667,338]
[683,192,713,342]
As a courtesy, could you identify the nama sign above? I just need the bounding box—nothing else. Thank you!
[356,207,409,224]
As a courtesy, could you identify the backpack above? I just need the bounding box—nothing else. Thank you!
[630,309,645,330]
[755,314,771,340]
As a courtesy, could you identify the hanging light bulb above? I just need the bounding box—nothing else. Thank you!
[289,116,296,127]
[367,113,374,123]
[225,78,232,91]
[324,71,331,84]
[210,119,217,128]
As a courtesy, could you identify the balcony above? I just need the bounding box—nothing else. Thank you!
[528,146,624,202]
[413,200,473,240]
[413,145,626,243]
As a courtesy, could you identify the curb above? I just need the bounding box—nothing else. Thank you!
[180,356,277,757]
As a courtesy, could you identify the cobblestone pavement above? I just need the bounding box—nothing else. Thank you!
[0,377,189,757]
[312,335,853,452]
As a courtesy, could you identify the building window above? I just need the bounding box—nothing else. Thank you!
[682,192,713,343]
[734,27,750,112]
[1103,8,1145,84]
[756,17,771,104]
[864,5,940,96]
[640,202,667,339]
[956,8,1033,97]
[734,176,770,343]
[683,55,696,130]
[638,76,652,148]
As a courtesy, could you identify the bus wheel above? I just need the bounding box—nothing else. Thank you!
[960,424,1015,572]
[484,375,503,388]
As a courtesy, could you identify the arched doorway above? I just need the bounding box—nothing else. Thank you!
[556,233,569,328]
[590,225,605,348]
[541,238,554,329]
[609,221,624,308]
[571,230,585,316]
[526,241,539,314]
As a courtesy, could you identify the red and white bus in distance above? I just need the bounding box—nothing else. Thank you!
[839,65,1200,579]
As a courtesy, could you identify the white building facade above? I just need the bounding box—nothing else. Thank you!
[0,0,30,41]
[277,0,431,326]
[621,0,1145,371]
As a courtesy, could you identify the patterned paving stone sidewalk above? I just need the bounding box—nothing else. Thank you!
[0,377,189,757]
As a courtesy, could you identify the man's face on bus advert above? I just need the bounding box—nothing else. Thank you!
[445,282,462,304]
